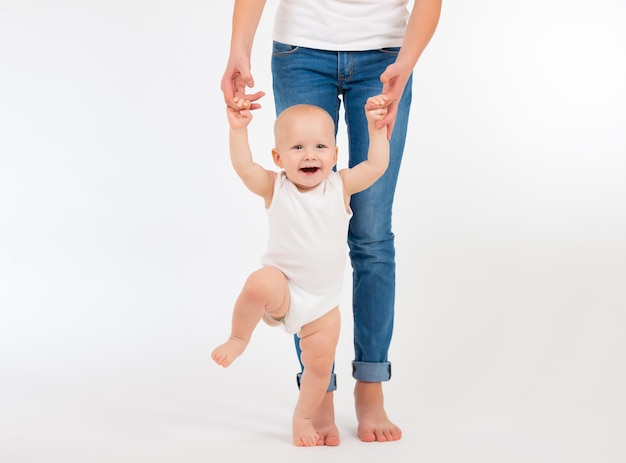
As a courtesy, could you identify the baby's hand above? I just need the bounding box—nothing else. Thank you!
[226,97,253,129]
[234,97,252,110]
[364,94,388,124]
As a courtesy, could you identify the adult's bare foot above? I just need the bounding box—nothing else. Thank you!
[354,381,402,442]
[313,391,340,446]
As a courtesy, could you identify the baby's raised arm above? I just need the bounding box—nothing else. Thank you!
[340,95,390,195]
[227,98,275,200]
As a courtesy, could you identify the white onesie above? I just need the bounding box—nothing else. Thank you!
[260,171,352,334]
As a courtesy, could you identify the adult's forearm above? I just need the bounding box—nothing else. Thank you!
[397,0,442,70]
[230,0,267,56]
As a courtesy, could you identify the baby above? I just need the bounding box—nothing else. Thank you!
[212,94,389,446]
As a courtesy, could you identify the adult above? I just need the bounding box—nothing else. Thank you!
[220,0,442,445]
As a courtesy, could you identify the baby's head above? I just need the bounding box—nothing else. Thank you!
[272,104,338,191]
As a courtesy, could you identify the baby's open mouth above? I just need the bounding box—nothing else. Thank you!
[300,167,319,173]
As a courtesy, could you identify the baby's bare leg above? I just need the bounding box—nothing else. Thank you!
[292,307,340,447]
[211,267,289,367]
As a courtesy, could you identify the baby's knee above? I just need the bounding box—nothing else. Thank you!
[241,270,275,301]
[301,351,334,377]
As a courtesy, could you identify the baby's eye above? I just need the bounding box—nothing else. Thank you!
[316,144,326,149]
[293,144,303,150]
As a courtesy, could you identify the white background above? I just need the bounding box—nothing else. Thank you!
[1,1,625,462]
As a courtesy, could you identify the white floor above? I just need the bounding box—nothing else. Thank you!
[2,268,625,463]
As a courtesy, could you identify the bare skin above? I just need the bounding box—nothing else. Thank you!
[211,266,340,447]
[313,392,340,446]
[292,307,340,446]
[309,383,402,444]
[355,381,402,442]
[212,267,290,368]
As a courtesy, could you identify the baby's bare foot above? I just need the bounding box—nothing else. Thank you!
[313,392,340,446]
[211,337,247,367]
[355,381,402,442]
[293,416,319,447]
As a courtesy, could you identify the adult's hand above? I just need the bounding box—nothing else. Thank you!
[220,54,265,111]
[373,62,412,140]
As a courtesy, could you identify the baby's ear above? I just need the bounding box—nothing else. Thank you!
[271,148,283,168]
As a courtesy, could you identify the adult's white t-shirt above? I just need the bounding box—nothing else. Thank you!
[272,0,409,51]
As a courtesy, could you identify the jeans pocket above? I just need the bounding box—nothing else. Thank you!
[378,47,401,56]
[272,41,301,57]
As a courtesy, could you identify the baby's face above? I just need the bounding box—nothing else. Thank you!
[273,109,337,192]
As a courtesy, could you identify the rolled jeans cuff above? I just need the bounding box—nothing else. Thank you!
[296,372,337,392]
[352,361,392,382]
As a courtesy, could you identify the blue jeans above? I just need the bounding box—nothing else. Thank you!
[272,42,413,390]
